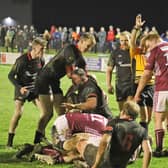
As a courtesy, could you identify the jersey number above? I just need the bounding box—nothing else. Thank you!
[122,134,134,151]
[164,52,168,66]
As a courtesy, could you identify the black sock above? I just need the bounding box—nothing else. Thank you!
[33,130,44,144]
[7,133,15,147]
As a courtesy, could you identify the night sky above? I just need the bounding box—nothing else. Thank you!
[32,0,167,33]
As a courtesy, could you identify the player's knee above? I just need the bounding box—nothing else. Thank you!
[41,110,53,119]
[13,111,22,120]
[76,140,87,154]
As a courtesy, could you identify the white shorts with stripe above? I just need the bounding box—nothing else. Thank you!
[153,91,168,112]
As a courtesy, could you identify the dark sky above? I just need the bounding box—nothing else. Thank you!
[32,0,167,33]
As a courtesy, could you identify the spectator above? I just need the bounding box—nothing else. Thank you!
[106,25,115,52]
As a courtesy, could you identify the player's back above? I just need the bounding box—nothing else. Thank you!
[66,112,108,136]
[108,119,147,167]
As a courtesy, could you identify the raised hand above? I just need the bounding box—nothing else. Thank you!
[135,14,145,29]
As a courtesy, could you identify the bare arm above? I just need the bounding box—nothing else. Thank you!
[130,14,145,50]
[142,139,152,168]
[75,97,97,110]
[92,134,111,168]
[62,97,97,111]
[106,66,114,94]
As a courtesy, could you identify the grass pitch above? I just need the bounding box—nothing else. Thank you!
[0,65,168,168]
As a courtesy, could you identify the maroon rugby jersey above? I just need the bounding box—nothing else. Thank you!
[145,42,168,91]
[65,112,108,136]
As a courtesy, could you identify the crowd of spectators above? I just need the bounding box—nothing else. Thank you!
[0,24,168,54]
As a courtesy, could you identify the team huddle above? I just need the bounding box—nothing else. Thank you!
[6,14,168,168]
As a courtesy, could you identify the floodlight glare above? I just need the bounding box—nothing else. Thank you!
[2,17,16,26]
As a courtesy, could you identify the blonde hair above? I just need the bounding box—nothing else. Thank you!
[140,32,160,49]
[80,33,96,49]
[122,101,140,119]
[120,31,131,39]
[32,37,47,47]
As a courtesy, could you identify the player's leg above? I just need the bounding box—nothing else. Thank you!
[7,100,24,147]
[153,111,166,155]
[53,93,65,115]
[139,85,154,132]
[63,133,92,163]
[52,115,70,145]
[34,94,53,143]
[34,73,54,143]
[153,91,168,156]
[76,135,101,166]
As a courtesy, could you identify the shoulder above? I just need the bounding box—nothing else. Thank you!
[64,44,76,51]
[81,81,98,95]
[15,53,28,64]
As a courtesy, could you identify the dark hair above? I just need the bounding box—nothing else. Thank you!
[71,68,86,77]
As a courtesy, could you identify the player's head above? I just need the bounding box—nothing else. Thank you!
[71,68,87,86]
[32,37,47,48]
[78,33,96,52]
[31,37,47,58]
[122,101,140,120]
[119,31,131,50]
[140,32,161,53]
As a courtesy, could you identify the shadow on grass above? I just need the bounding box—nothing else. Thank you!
[0,146,73,167]
[0,144,29,164]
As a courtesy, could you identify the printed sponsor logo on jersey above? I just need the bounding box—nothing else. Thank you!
[25,71,38,77]
[164,52,168,66]
[118,54,122,58]
[68,56,74,62]
[120,63,131,67]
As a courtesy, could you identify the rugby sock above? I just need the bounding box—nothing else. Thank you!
[155,129,165,151]
[34,130,44,144]
[140,122,148,132]
[7,133,15,147]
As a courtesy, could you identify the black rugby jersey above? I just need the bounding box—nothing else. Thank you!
[107,49,132,83]
[77,78,112,119]
[8,53,44,92]
[43,44,86,79]
[104,118,147,168]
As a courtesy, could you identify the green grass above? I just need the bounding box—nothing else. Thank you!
[0,65,168,168]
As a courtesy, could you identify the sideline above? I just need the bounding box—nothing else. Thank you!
[0,52,109,72]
